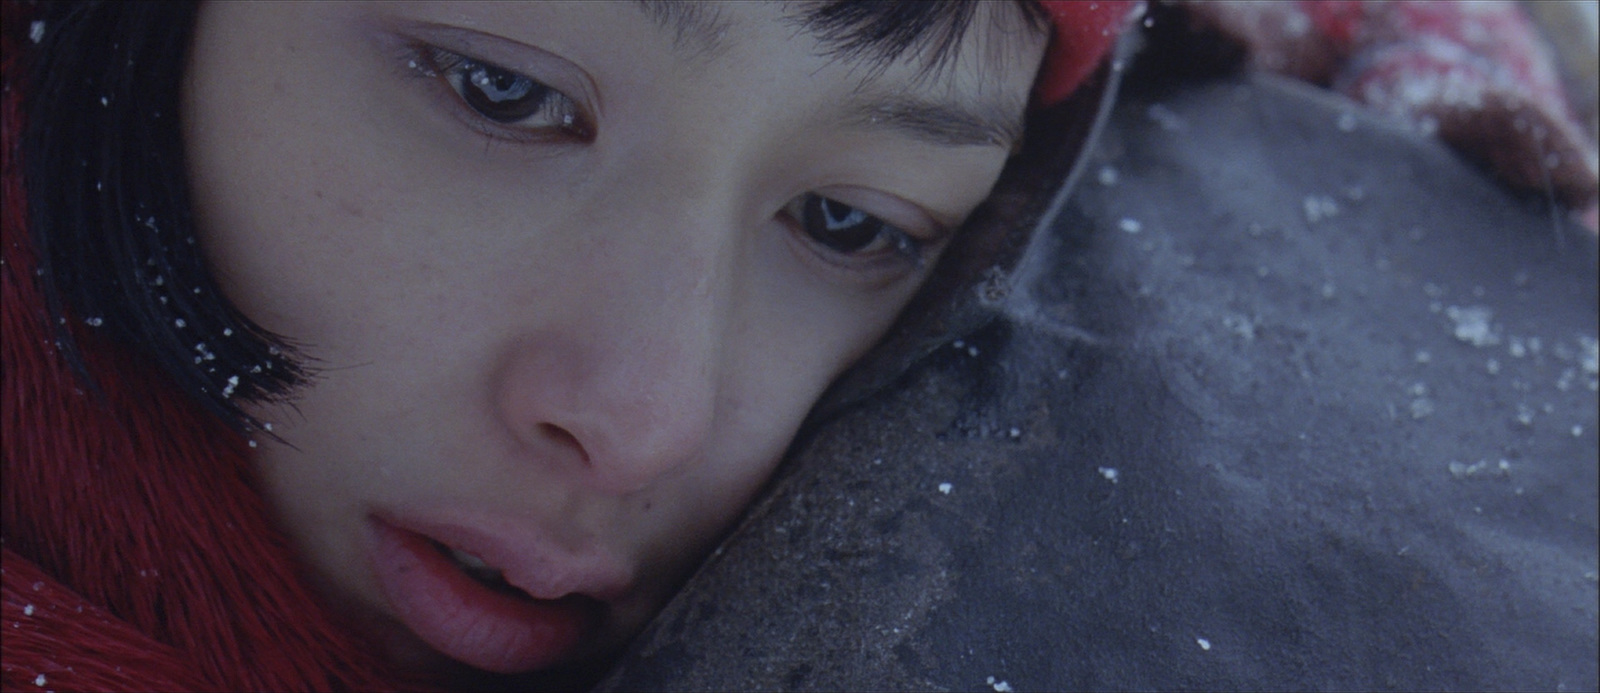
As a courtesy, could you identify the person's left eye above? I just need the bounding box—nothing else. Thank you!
[410,45,592,141]
[782,193,930,270]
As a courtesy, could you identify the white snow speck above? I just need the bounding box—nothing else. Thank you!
[1146,103,1185,131]
[1008,427,1022,440]
[1303,195,1339,223]
[1574,425,1585,438]
[100,95,108,107]
[938,482,953,495]
[84,317,103,327]
[1486,358,1500,375]
[1336,111,1358,132]
[23,604,34,616]
[33,674,45,687]
[1098,467,1119,483]
[1414,349,1432,364]
[967,345,980,357]
[222,328,233,337]
[1097,165,1119,186]
[1445,305,1499,347]
[1118,218,1142,234]
[29,20,44,44]
[248,440,258,448]
[174,318,186,329]
[1196,637,1212,651]
[986,677,1014,693]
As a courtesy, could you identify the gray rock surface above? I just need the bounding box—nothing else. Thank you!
[595,72,1599,692]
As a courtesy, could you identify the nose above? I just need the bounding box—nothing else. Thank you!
[492,219,728,495]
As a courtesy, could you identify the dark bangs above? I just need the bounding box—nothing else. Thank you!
[794,0,1051,75]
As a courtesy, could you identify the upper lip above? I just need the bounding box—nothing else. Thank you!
[373,508,635,602]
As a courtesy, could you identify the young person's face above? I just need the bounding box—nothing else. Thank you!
[182,0,1047,677]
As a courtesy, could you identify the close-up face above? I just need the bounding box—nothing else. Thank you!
[180,0,1047,678]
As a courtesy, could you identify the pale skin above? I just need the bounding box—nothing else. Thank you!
[182,0,1047,677]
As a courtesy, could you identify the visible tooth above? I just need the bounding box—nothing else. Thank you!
[448,547,492,571]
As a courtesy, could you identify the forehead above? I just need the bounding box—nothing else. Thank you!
[642,1,1046,73]
[632,0,1051,147]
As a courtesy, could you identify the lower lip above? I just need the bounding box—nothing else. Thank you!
[366,517,595,674]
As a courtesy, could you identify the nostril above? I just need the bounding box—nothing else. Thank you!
[538,423,590,465]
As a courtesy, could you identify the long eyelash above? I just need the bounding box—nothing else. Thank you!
[399,43,587,146]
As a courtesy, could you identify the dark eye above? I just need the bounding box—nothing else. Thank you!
[415,46,589,138]
[459,59,551,123]
[787,194,921,261]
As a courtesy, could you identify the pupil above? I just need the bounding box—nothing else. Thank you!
[806,196,882,252]
[461,61,550,124]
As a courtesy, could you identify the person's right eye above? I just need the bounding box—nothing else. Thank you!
[408,45,593,143]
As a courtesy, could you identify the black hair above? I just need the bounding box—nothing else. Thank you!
[21,1,1054,434]
[23,1,305,436]
[797,0,1050,76]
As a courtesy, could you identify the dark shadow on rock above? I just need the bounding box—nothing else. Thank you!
[595,69,1599,692]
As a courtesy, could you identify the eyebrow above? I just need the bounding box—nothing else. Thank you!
[636,0,732,57]
[843,93,1023,149]
[635,0,1022,150]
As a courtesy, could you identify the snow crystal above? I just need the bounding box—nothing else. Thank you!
[222,328,233,337]
[1337,111,1358,132]
[28,20,44,44]
[1097,165,1119,186]
[986,677,1015,693]
[1119,218,1142,234]
[174,318,186,329]
[1196,637,1212,651]
[1098,467,1119,483]
[1574,425,1585,438]
[1303,195,1339,223]
[1448,459,1509,480]
[938,482,953,495]
[1445,305,1499,347]
[33,674,45,687]
[1146,103,1186,131]
[84,317,103,327]
[23,604,34,616]
[1409,398,1435,420]
[1486,358,1500,375]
